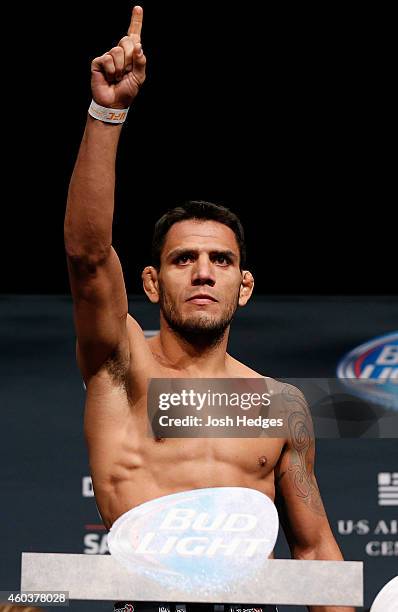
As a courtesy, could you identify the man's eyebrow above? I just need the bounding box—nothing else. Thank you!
[166,248,238,261]
[166,247,196,260]
[209,249,238,261]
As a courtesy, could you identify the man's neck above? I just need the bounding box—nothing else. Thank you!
[150,321,231,377]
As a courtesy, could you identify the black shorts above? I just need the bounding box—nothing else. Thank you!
[113,603,278,612]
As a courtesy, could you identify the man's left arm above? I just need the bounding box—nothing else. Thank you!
[274,384,355,612]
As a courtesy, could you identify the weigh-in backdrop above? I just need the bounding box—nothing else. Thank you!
[1,295,397,611]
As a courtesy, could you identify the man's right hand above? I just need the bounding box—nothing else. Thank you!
[91,5,146,110]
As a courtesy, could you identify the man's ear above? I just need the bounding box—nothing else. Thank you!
[239,270,254,306]
[142,266,160,303]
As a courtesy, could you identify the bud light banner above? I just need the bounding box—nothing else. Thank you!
[337,331,398,410]
[108,488,278,595]
[0,295,397,611]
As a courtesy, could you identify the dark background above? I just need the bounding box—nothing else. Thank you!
[4,0,394,295]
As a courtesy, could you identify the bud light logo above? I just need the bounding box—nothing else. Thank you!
[107,487,279,596]
[337,332,398,410]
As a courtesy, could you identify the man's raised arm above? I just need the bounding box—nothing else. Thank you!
[64,6,146,384]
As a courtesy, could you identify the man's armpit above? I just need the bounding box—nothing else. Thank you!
[103,347,130,389]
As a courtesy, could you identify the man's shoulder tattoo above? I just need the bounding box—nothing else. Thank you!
[281,383,326,517]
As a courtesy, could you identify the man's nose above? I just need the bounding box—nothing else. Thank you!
[191,255,216,286]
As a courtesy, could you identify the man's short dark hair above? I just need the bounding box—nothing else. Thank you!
[151,200,246,269]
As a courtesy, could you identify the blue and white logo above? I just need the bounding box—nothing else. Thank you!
[337,332,398,410]
[108,487,279,596]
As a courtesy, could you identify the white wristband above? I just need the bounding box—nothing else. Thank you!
[88,99,129,124]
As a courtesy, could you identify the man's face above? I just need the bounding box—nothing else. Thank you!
[156,220,245,340]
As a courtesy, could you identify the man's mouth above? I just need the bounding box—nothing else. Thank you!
[187,294,218,305]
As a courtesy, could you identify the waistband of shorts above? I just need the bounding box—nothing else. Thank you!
[113,603,278,612]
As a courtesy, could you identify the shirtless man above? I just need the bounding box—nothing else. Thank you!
[64,6,354,612]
